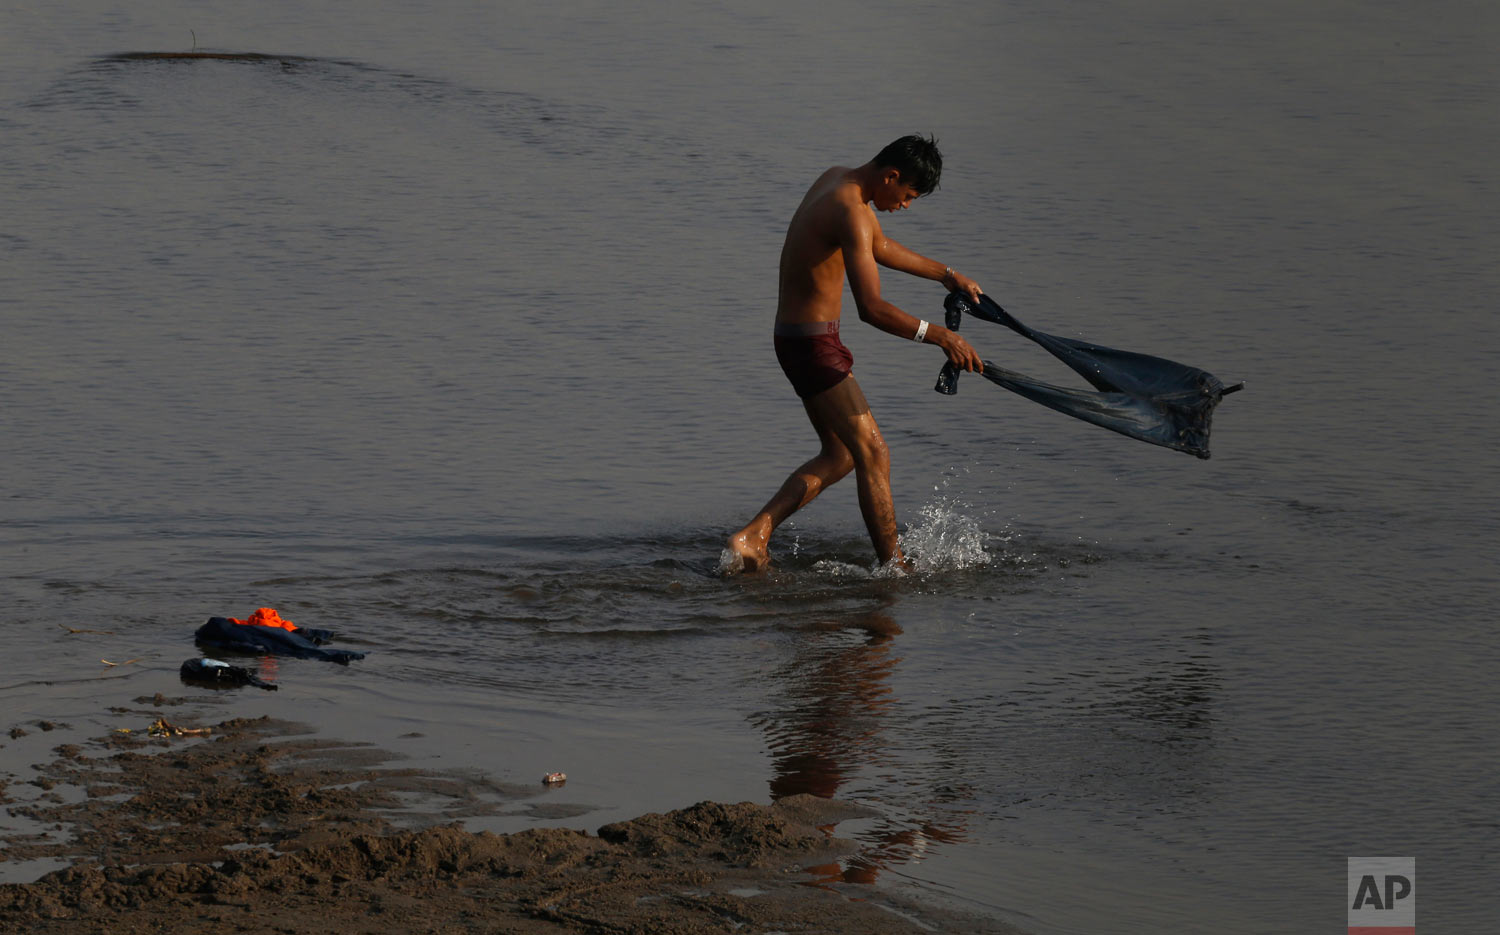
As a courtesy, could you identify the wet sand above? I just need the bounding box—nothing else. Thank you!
[1,707,1021,934]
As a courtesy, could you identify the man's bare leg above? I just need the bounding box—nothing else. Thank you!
[725,377,905,571]
[725,428,854,572]
[806,378,906,568]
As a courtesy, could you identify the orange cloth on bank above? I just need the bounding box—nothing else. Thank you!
[228,607,298,631]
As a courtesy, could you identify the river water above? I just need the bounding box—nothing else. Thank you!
[2,1,1496,932]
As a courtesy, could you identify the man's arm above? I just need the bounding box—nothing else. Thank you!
[872,233,982,301]
[841,208,983,372]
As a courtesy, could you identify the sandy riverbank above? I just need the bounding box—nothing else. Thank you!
[1,706,1021,934]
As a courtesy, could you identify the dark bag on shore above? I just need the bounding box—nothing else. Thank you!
[180,657,278,690]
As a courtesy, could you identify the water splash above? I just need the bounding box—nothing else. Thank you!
[898,496,991,574]
[810,559,873,579]
[715,547,744,576]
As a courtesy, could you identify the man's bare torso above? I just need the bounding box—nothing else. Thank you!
[776,167,872,326]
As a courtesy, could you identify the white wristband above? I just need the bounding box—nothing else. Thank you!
[913,319,929,343]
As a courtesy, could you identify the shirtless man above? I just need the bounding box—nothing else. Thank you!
[725,135,984,572]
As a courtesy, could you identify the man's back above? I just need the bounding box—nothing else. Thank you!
[776,166,864,325]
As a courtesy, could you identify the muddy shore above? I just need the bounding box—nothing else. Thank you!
[1,707,1020,933]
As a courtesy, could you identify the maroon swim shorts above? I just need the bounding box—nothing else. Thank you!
[773,320,853,400]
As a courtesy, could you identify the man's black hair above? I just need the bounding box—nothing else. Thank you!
[873,134,942,195]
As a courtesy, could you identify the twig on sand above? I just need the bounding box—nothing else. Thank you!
[148,717,211,738]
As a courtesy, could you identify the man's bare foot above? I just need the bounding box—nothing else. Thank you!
[722,521,771,574]
[873,551,914,577]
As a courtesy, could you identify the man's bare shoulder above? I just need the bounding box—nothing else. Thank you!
[807,167,858,203]
[811,164,852,189]
[800,168,874,232]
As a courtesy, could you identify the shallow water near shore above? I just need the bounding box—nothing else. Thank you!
[2,1,1497,932]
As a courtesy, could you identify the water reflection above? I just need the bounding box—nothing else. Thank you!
[754,610,1226,886]
[762,612,901,801]
[753,609,971,885]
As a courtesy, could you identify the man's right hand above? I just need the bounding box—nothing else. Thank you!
[942,268,983,303]
[935,329,983,373]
